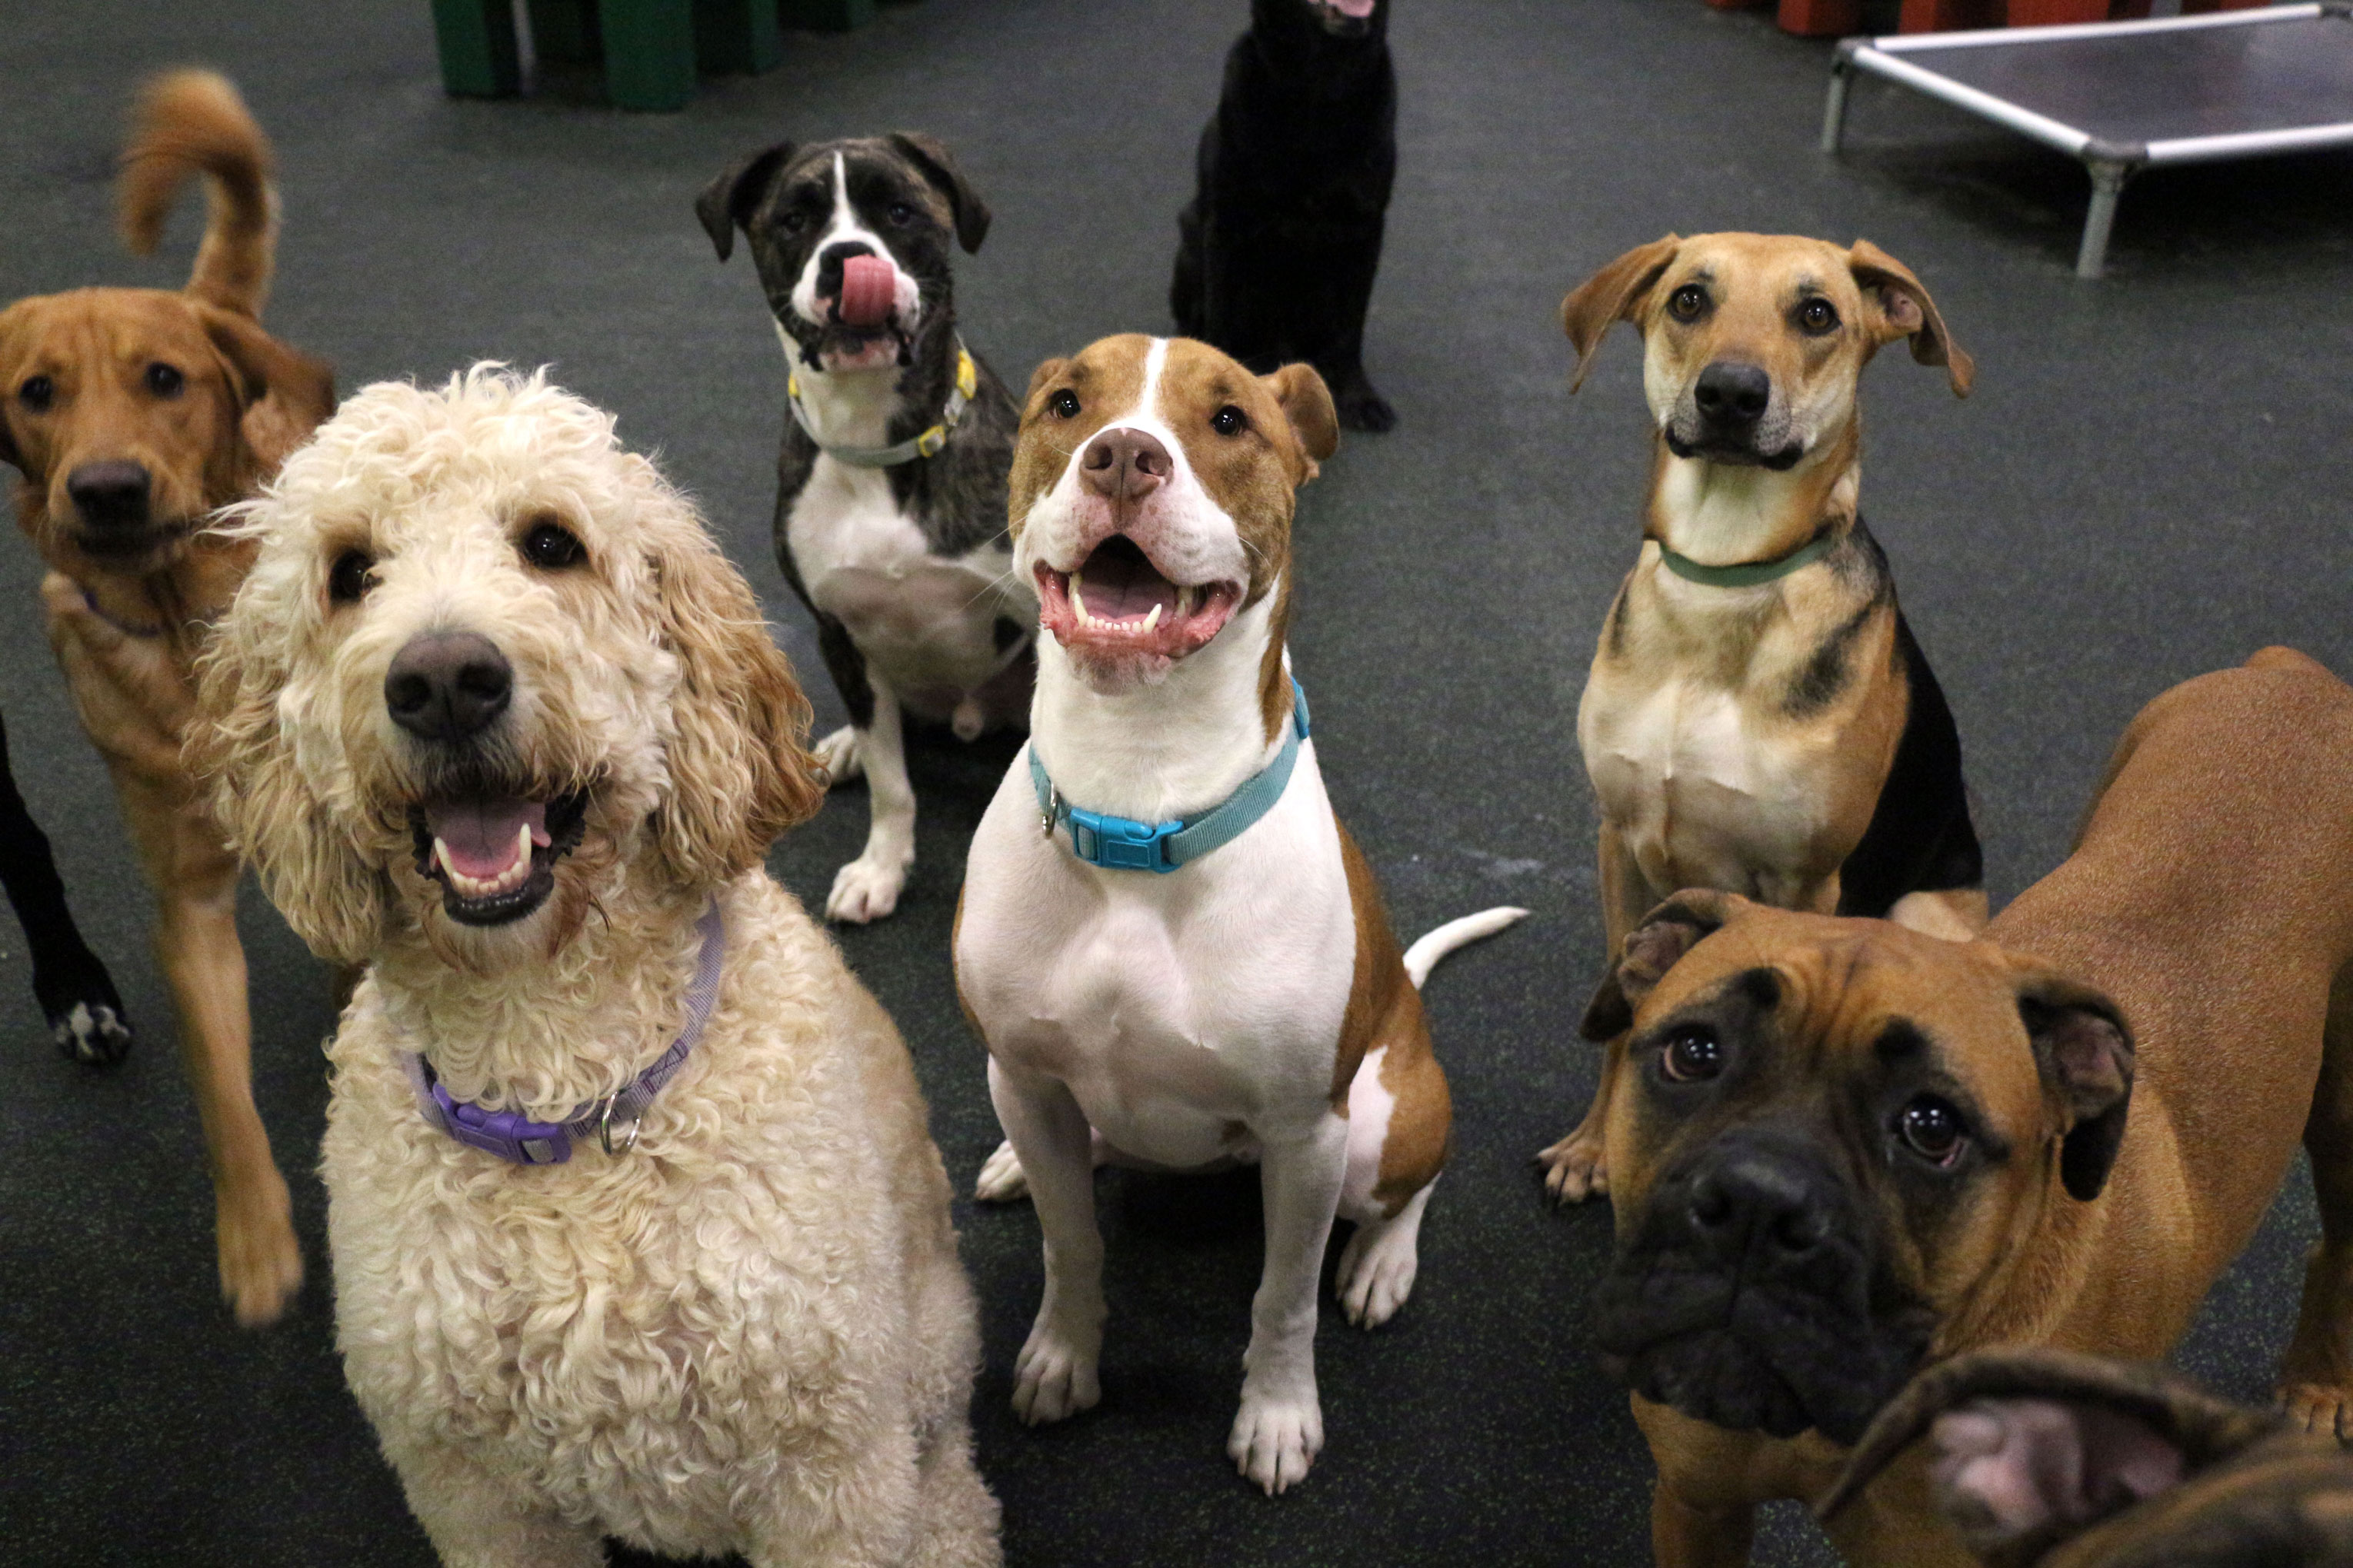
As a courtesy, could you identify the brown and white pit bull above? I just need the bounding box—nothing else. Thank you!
[1578,648,2353,1566]
[1540,232,1987,1205]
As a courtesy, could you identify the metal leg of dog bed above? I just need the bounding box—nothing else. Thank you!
[2075,158,2135,280]
[1821,51,1855,154]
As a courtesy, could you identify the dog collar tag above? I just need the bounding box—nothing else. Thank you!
[790,341,977,469]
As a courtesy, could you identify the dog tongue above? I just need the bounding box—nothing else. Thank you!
[1078,539,1181,621]
[838,255,896,328]
[427,797,549,881]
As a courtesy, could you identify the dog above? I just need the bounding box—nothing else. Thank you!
[1821,1347,2353,1567]
[188,367,1000,1568]
[1170,0,1399,433]
[697,134,1028,924]
[953,332,1524,1493]
[1575,647,2353,1566]
[0,69,335,1323]
[0,708,135,1064]
[1537,232,1985,1206]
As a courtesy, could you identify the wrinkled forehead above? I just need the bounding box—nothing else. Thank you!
[0,290,213,371]
[1052,335,1281,431]
[1156,337,1287,426]
[1658,234,1863,318]
[774,140,938,215]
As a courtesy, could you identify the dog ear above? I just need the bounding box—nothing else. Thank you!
[186,561,391,967]
[1820,1348,2265,1552]
[1848,241,1974,398]
[2014,972,2135,1202]
[887,133,992,255]
[198,305,336,422]
[1580,889,1747,1040]
[1264,361,1339,477]
[1561,235,1681,394]
[695,141,794,264]
[641,475,827,887]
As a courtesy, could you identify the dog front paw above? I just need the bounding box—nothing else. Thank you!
[2281,1380,2353,1442]
[1537,1129,1608,1204]
[974,1139,1030,1202]
[217,1165,303,1327]
[1228,1385,1324,1495]
[1012,1319,1101,1426]
[1335,1221,1419,1329]
[814,724,863,787]
[826,854,908,924]
[49,998,135,1067]
[1334,385,1395,434]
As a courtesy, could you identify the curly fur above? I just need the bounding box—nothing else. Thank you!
[189,366,998,1566]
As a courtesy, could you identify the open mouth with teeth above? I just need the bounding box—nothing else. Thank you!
[1034,535,1241,664]
[408,790,588,926]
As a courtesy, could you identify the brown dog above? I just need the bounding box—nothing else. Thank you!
[1581,648,2353,1566]
[1821,1347,2353,1568]
[1539,234,1985,1205]
[0,72,334,1325]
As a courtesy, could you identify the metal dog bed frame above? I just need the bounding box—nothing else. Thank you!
[1821,3,2353,278]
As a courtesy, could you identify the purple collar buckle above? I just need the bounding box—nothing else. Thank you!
[429,1081,575,1164]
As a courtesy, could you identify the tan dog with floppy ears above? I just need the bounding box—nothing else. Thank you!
[1581,648,2353,1567]
[954,334,1523,1493]
[1538,233,1986,1204]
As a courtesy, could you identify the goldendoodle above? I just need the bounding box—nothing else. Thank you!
[190,365,999,1568]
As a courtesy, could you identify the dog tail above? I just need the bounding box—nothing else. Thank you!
[1403,907,1528,990]
[118,69,278,318]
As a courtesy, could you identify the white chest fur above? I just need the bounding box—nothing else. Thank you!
[955,741,1357,1167]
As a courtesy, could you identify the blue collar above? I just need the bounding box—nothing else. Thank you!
[1030,679,1310,874]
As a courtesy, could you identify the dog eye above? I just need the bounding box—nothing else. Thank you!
[886,202,915,227]
[1211,404,1248,437]
[145,362,185,398]
[1048,389,1082,420]
[1668,285,1709,323]
[328,548,375,604]
[522,520,587,571]
[18,375,53,412]
[1796,298,1840,335]
[1661,1026,1723,1083]
[780,211,808,234]
[1897,1095,1967,1166]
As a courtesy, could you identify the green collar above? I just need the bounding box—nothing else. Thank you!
[1655,531,1835,588]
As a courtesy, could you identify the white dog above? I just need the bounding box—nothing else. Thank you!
[190,366,998,1568]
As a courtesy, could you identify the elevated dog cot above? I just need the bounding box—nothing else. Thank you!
[1821,3,2353,278]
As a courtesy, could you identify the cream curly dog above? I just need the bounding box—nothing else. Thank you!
[190,366,999,1568]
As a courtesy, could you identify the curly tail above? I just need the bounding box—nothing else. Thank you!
[118,69,277,318]
[1402,906,1529,990]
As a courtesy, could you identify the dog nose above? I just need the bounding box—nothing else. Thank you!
[1080,428,1172,504]
[1686,1151,1831,1269]
[385,631,513,743]
[1694,362,1772,425]
[66,461,152,529]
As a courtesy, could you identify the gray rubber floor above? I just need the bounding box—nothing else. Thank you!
[2,2,2349,1564]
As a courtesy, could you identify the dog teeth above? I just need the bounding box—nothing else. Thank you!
[1143,602,1162,631]
[431,824,538,901]
[1176,585,1196,618]
[1069,571,1094,628]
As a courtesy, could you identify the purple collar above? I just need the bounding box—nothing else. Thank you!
[82,586,169,639]
[398,899,725,1165]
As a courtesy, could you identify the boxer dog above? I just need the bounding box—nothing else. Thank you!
[1578,648,2353,1566]
[1170,0,1398,432]
[954,334,1522,1493]
[1540,232,1985,1204]
[1822,1347,2353,1568]
[697,133,1028,923]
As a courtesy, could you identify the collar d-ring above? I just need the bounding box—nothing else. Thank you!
[598,1094,642,1157]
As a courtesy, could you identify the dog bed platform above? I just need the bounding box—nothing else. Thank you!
[1821,3,2353,277]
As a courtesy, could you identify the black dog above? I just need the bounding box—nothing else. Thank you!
[1172,0,1398,432]
[697,134,1028,924]
[0,712,132,1063]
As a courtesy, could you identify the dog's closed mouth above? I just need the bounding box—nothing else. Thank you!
[408,790,588,926]
[75,518,192,561]
[1666,429,1806,472]
[1034,536,1239,663]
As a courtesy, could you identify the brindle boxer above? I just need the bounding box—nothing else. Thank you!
[1582,647,2353,1566]
[1821,1347,2353,1568]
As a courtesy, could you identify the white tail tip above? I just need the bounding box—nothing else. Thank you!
[1403,906,1529,989]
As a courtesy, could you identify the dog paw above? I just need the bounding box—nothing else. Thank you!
[1538,1130,1608,1204]
[974,1139,1031,1202]
[217,1167,303,1327]
[48,998,135,1067]
[826,854,907,924]
[1012,1320,1101,1426]
[1335,388,1396,434]
[1228,1386,1324,1495]
[1335,1222,1419,1329]
[815,724,863,787]
[2281,1380,2353,1442]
